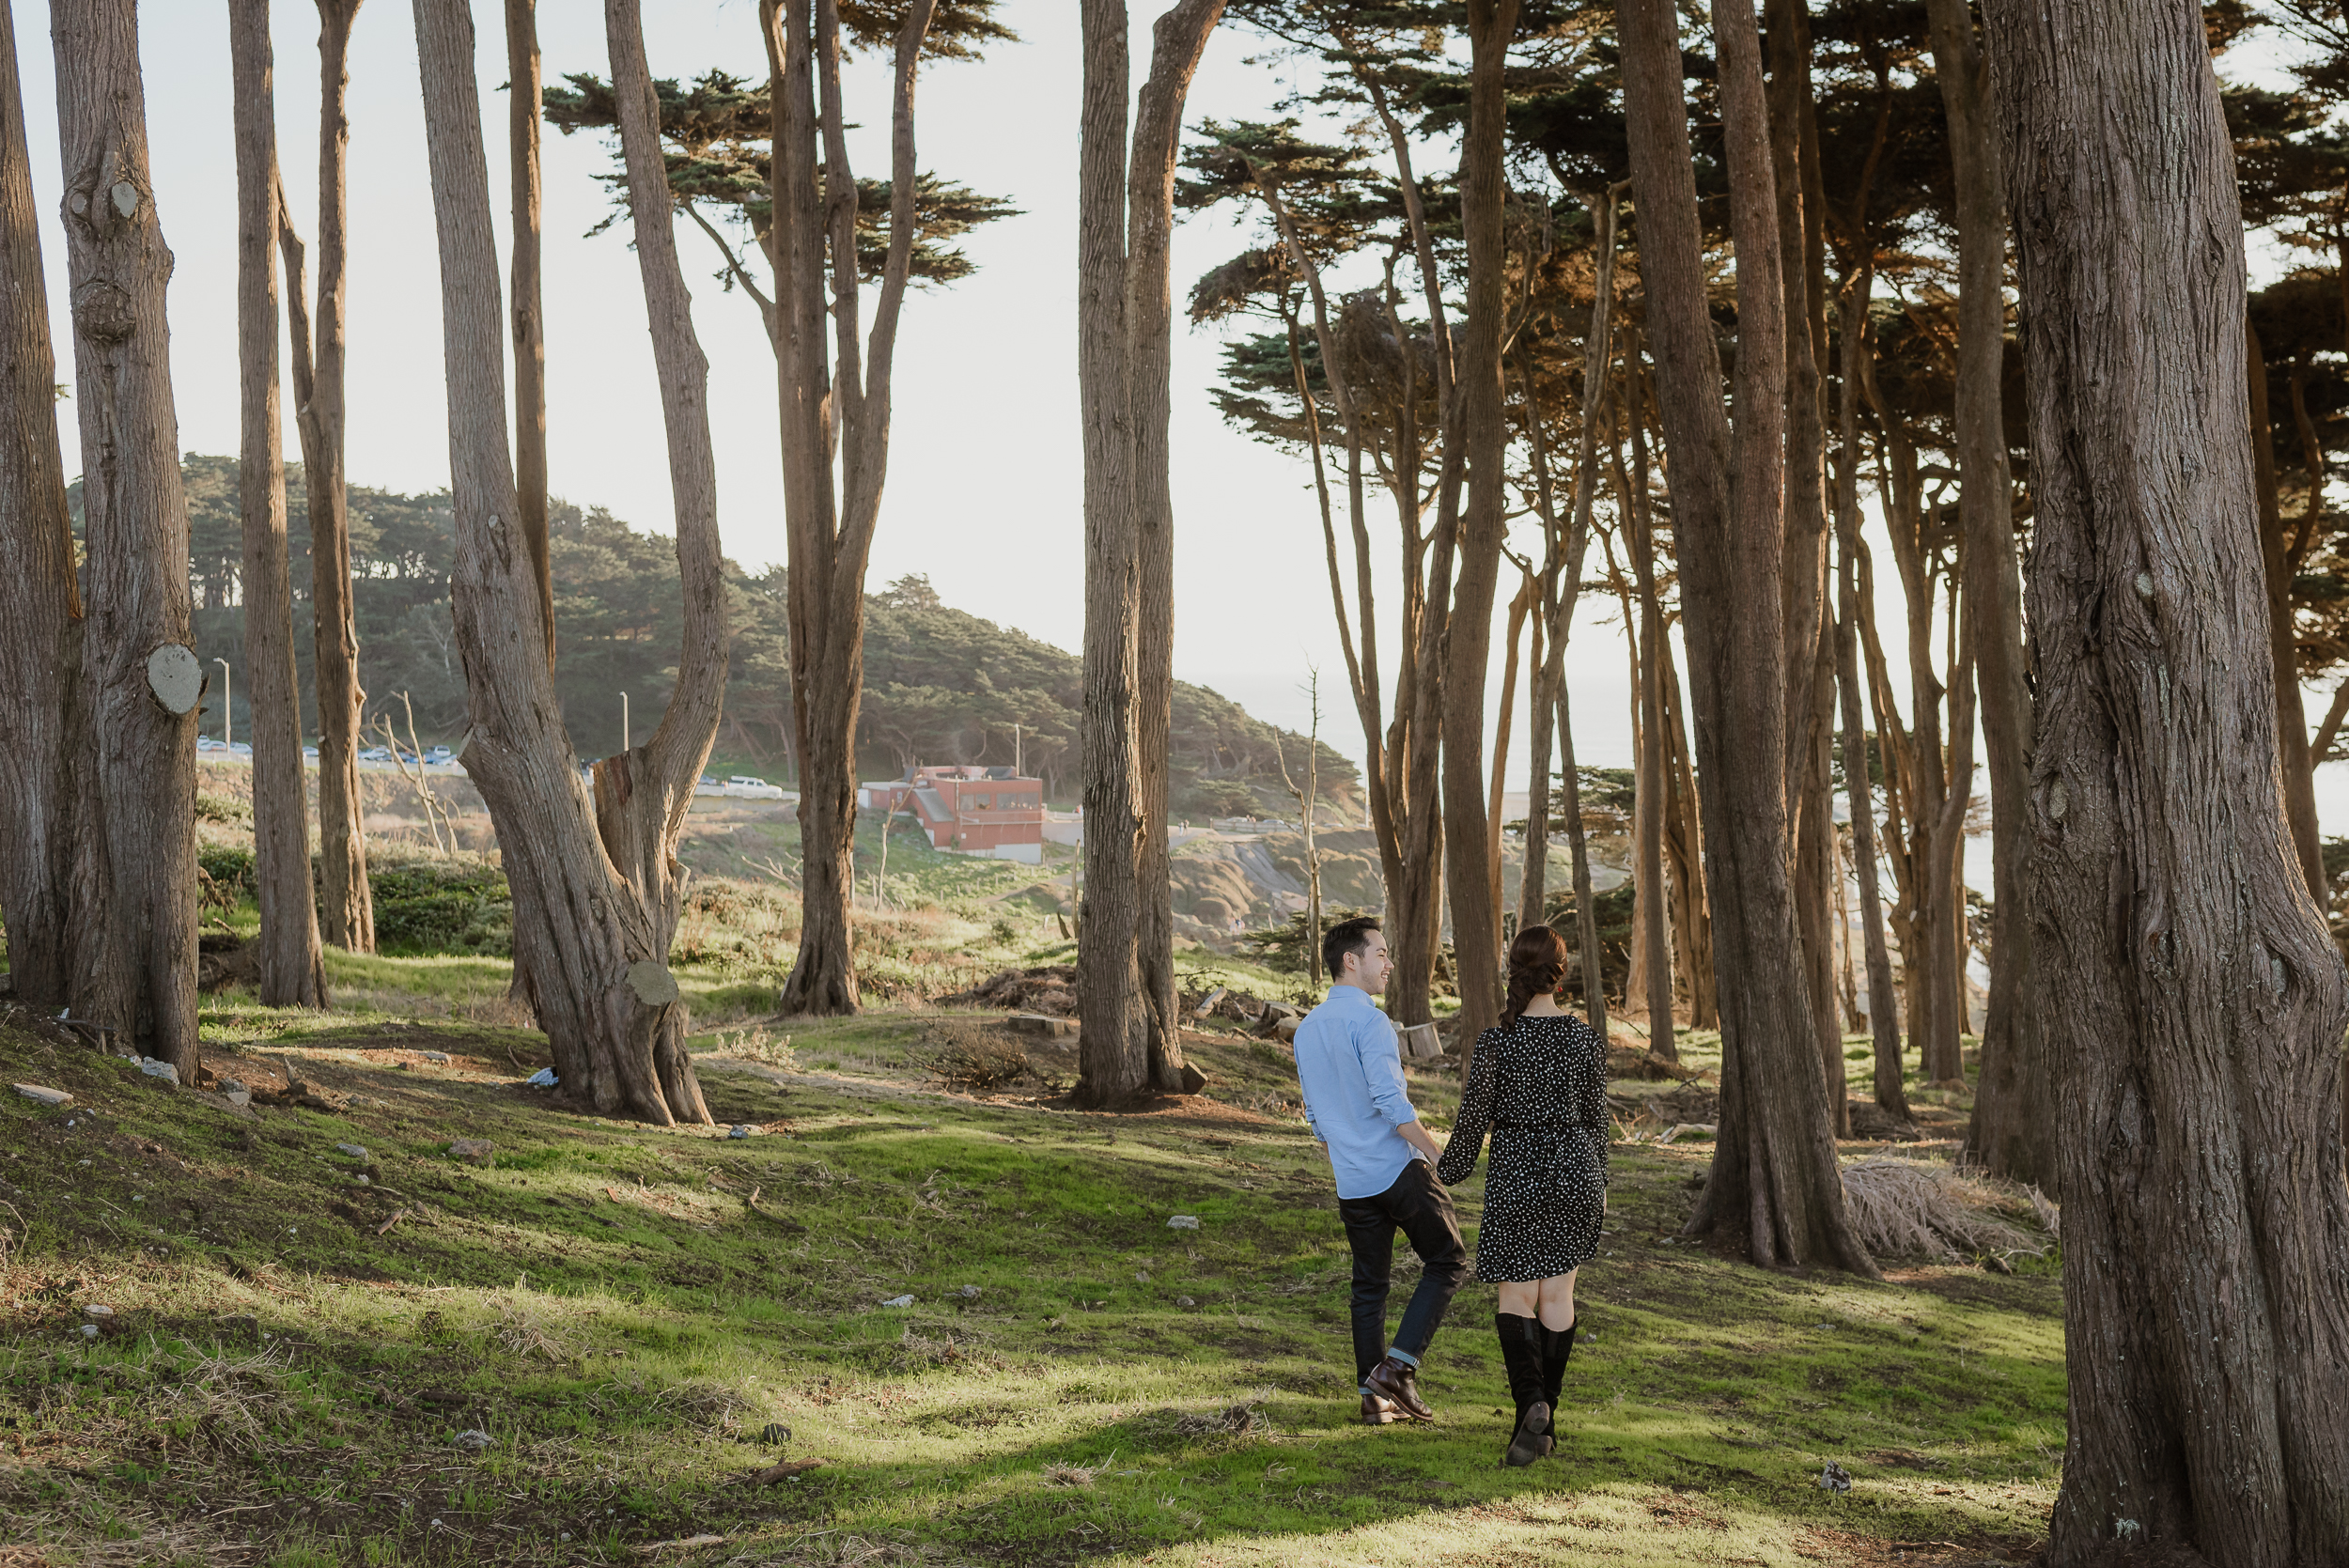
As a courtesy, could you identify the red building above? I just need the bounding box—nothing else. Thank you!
[859,765,1046,863]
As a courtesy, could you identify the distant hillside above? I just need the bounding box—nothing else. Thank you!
[112,457,1355,814]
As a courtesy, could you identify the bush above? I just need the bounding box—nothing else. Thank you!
[197,844,254,917]
[195,790,251,824]
[369,859,514,956]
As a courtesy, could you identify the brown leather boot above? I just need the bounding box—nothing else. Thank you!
[1363,1355,1434,1421]
[1359,1389,1403,1425]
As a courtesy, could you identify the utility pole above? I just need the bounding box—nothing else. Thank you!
[1014,721,1023,777]
[212,657,231,748]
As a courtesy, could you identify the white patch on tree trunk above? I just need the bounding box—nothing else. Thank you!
[145,644,200,715]
[627,959,678,1006]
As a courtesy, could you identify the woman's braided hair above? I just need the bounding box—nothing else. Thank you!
[1500,923,1570,1031]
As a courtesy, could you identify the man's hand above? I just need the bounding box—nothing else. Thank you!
[1400,1119,1444,1169]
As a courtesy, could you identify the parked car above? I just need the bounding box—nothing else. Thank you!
[227,742,253,757]
[693,774,726,798]
[196,737,225,753]
[724,775,785,800]
[425,745,454,765]
[358,746,391,763]
[302,745,319,762]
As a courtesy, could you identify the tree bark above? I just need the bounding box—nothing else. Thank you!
[411,0,702,1124]
[49,0,201,1070]
[231,0,327,1010]
[1438,0,1521,1048]
[507,0,552,668]
[1627,390,1678,1055]
[1487,574,1532,937]
[1128,0,1222,1096]
[764,0,938,1018]
[598,0,735,1124]
[2247,320,2325,902]
[1618,365,1717,1032]
[1556,678,1607,1035]
[282,0,370,955]
[1931,0,2045,1187]
[1075,0,1148,1104]
[1834,282,1906,1119]
[1622,0,1875,1273]
[1983,0,2349,1558]
[0,0,88,1014]
[1765,0,1842,1126]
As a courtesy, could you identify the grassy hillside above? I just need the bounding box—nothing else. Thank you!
[148,456,1356,815]
[1,1000,2061,1567]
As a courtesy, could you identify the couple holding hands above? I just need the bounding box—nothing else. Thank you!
[1293,916,1610,1468]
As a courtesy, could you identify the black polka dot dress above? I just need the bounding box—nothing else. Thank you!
[1436,1013,1610,1283]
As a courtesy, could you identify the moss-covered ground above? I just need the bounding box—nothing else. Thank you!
[1,999,2058,1567]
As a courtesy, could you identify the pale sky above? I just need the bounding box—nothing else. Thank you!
[11,0,2343,861]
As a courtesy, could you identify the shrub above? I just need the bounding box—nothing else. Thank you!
[368,859,514,956]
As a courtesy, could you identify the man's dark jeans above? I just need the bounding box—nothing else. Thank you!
[1338,1158,1469,1386]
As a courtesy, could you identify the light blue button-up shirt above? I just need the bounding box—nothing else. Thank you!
[1293,984,1424,1200]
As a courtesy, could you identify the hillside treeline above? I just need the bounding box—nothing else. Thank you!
[123,456,1352,811]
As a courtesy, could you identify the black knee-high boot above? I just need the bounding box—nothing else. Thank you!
[1541,1320,1579,1415]
[1496,1312,1551,1467]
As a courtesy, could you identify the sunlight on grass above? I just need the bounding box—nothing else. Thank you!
[3,1001,2061,1565]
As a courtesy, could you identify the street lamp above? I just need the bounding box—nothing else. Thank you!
[211,657,230,748]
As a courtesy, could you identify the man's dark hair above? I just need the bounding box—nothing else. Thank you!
[1323,916,1383,983]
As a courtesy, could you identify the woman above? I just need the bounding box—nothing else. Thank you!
[1437,923,1610,1467]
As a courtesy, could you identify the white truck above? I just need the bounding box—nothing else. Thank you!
[723,775,786,800]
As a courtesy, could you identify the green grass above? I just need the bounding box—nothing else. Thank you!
[0,1004,2059,1566]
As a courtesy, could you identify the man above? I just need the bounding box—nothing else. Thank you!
[1293,915,1469,1425]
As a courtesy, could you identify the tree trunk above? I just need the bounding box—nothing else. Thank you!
[1628,408,1677,1056]
[1834,282,1906,1119]
[597,0,737,1124]
[764,0,938,1019]
[50,0,202,1071]
[1075,0,1148,1105]
[1618,370,1716,1032]
[1931,0,2044,1187]
[507,0,552,667]
[411,0,701,1124]
[1622,0,1875,1273]
[231,0,327,1010]
[282,0,370,955]
[1247,138,1440,1033]
[1556,680,1607,1035]
[1128,0,1221,1096]
[1521,187,1621,935]
[0,0,89,1014]
[2247,321,2325,903]
[1486,576,1532,937]
[762,0,847,1017]
[1438,0,1521,1048]
[1983,0,2349,1558]
[1765,0,1842,1126]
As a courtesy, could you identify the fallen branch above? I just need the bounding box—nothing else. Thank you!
[743,1458,826,1486]
[375,1209,409,1236]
